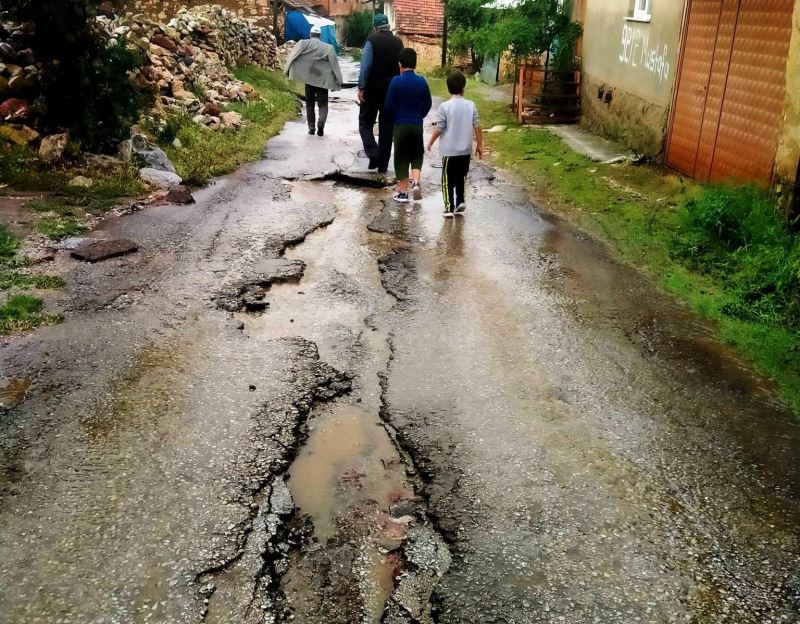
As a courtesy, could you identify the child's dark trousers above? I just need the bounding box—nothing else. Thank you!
[441,155,471,212]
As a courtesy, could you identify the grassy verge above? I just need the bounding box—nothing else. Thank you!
[426,75,800,413]
[158,67,300,185]
[0,224,63,335]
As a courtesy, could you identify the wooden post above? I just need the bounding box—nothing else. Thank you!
[441,0,448,68]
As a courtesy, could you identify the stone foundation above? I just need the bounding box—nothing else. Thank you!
[580,75,670,160]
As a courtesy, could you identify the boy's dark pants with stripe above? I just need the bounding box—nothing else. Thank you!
[441,155,471,212]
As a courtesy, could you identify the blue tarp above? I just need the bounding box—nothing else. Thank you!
[284,11,340,53]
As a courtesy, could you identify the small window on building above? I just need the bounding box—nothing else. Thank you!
[631,0,652,22]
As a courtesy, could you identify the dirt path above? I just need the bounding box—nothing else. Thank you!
[1,91,799,624]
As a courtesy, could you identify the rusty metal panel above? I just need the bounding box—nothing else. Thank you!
[708,0,795,183]
[693,0,740,180]
[666,0,722,176]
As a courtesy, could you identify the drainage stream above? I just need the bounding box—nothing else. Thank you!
[238,178,449,622]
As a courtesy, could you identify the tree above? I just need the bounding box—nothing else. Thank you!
[445,0,490,72]
[0,0,144,153]
[344,11,374,48]
[480,0,581,68]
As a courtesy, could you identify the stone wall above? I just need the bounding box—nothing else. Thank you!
[123,0,273,25]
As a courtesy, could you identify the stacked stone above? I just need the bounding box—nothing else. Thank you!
[99,4,279,122]
[0,23,41,144]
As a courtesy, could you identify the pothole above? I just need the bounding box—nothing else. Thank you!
[283,403,416,622]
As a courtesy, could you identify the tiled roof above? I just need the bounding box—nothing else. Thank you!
[393,0,444,36]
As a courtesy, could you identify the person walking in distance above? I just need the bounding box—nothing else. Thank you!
[385,48,432,203]
[357,14,403,172]
[426,71,484,217]
[284,25,343,137]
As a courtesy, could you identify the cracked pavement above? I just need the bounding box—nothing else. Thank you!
[1,81,800,624]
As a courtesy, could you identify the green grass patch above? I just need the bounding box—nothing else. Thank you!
[37,216,88,240]
[0,225,64,334]
[0,293,62,335]
[161,67,300,186]
[458,80,800,413]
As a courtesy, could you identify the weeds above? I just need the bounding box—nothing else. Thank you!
[0,225,63,334]
[37,216,88,240]
[0,294,62,334]
[161,67,299,185]
[673,186,800,329]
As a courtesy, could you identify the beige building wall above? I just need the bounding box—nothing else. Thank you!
[577,0,686,158]
[775,2,800,192]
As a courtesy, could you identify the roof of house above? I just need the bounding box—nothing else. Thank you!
[392,0,444,37]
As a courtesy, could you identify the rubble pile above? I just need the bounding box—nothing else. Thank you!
[0,23,40,144]
[99,4,280,125]
[0,4,282,156]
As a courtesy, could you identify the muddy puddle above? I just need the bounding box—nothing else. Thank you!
[0,377,32,409]
[285,404,413,621]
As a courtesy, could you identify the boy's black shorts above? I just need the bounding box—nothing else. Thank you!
[393,124,424,180]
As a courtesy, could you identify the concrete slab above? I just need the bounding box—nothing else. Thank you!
[543,124,630,163]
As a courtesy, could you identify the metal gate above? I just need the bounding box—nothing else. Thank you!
[666,0,795,184]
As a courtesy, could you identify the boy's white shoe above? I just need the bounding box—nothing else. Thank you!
[455,202,466,213]
[443,212,455,219]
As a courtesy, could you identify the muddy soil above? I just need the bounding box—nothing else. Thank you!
[1,79,799,624]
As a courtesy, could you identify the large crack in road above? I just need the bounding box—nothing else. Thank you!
[1,79,800,624]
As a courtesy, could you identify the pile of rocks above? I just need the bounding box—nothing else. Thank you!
[99,4,279,125]
[0,4,281,155]
[0,23,41,144]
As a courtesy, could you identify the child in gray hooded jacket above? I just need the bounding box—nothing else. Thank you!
[426,71,484,217]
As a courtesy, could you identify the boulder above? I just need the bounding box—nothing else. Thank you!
[68,176,94,188]
[71,239,139,262]
[0,76,9,95]
[200,101,221,116]
[139,167,182,189]
[8,72,36,94]
[39,133,70,165]
[0,98,29,119]
[219,111,243,129]
[165,185,195,204]
[0,42,15,62]
[131,133,177,173]
[151,34,178,53]
[0,124,40,146]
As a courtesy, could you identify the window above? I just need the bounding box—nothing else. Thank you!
[631,0,652,22]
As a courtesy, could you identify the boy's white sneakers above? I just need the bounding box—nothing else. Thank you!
[443,212,455,218]
[455,202,466,214]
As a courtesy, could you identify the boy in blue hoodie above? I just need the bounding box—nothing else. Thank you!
[385,48,432,203]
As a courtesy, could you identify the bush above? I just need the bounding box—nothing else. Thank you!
[344,12,373,48]
[0,0,145,153]
[673,186,800,328]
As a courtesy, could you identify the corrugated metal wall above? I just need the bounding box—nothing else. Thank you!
[666,0,795,184]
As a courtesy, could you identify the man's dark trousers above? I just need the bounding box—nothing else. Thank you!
[359,90,392,171]
[305,84,329,131]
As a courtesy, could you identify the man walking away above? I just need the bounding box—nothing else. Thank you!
[385,48,432,203]
[426,71,483,217]
[357,14,403,172]
[285,25,343,137]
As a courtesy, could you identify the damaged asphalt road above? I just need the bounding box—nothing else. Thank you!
[2,89,800,624]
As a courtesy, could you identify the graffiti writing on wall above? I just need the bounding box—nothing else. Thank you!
[619,23,671,84]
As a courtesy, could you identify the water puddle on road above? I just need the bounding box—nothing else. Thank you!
[285,403,414,621]
[0,377,32,409]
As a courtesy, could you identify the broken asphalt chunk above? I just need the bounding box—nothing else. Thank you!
[71,239,139,262]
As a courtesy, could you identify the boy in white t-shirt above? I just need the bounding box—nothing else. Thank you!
[426,71,484,218]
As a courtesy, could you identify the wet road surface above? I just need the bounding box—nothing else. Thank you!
[1,78,800,623]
